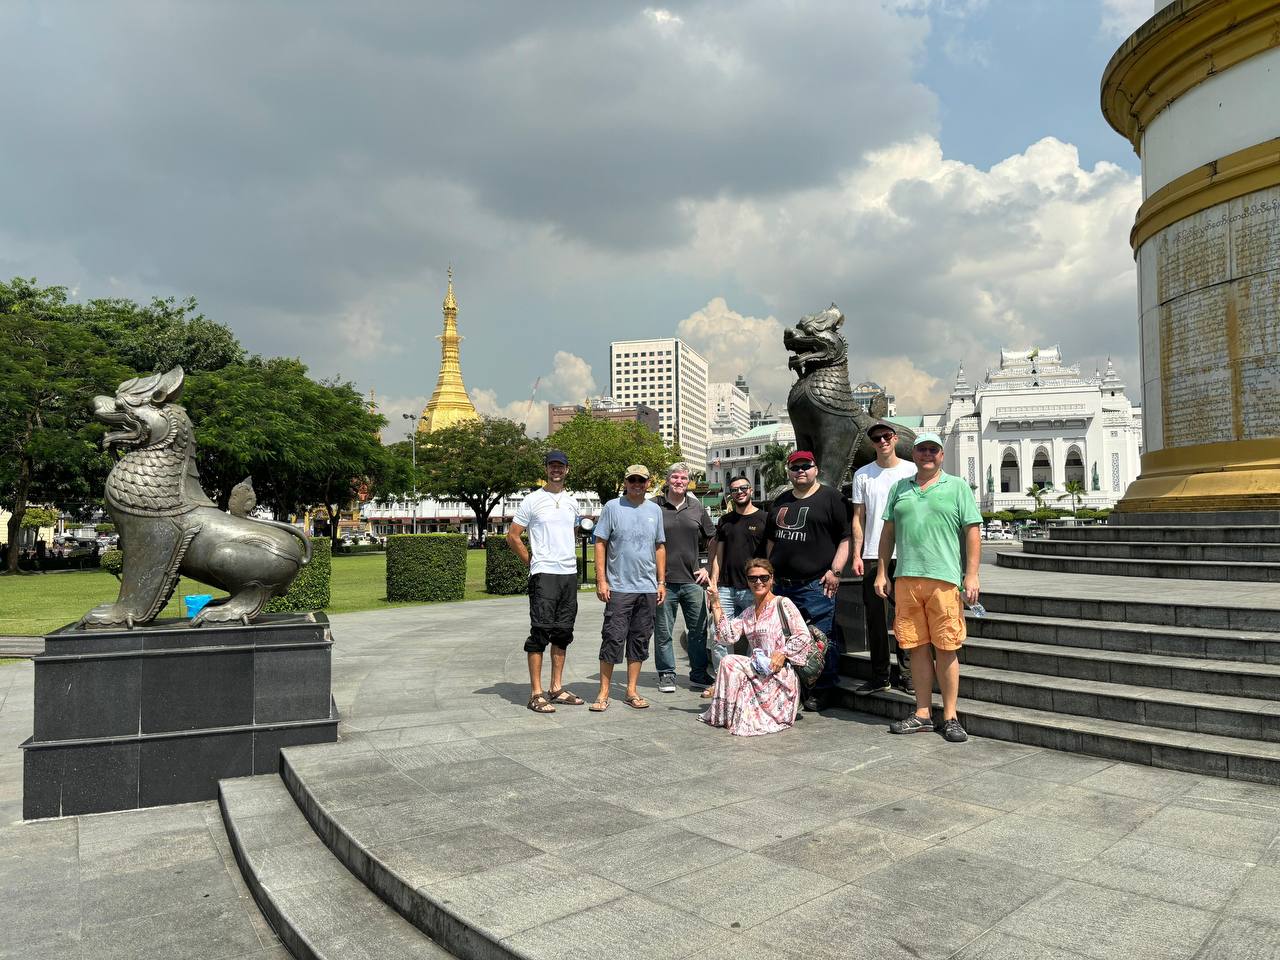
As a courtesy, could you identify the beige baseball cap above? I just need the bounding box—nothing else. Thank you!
[624,464,650,479]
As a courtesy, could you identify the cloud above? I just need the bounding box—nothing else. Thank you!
[678,135,1142,412]
[542,351,598,404]
[676,298,789,406]
[1100,0,1151,39]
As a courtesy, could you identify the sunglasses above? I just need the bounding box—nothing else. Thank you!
[625,476,648,483]
[870,433,895,443]
[788,463,815,471]
[915,446,941,456]
[745,573,772,583]
[729,486,751,493]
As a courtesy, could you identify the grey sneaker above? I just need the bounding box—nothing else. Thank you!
[856,679,892,694]
[889,713,934,734]
[942,718,968,743]
[657,672,676,693]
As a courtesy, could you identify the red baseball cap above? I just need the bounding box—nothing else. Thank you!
[787,450,817,465]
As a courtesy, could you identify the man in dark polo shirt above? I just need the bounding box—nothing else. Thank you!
[765,449,851,710]
[653,462,716,692]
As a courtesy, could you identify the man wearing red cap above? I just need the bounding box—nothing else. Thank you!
[763,450,851,711]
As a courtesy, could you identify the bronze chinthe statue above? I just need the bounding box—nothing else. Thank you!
[79,366,311,629]
[784,304,916,490]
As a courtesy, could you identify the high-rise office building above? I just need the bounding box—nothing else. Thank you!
[608,338,709,462]
[708,380,750,440]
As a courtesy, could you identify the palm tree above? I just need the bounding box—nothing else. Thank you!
[1057,479,1087,518]
[759,443,793,495]
[1025,483,1047,511]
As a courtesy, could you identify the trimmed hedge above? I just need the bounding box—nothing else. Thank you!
[334,542,384,555]
[101,549,123,579]
[485,536,529,595]
[386,533,466,602]
[266,537,331,613]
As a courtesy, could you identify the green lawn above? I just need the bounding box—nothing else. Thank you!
[0,551,575,637]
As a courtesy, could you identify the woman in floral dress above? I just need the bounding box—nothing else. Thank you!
[699,558,812,736]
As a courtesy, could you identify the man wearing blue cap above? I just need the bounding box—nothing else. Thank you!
[874,432,982,743]
[508,450,584,714]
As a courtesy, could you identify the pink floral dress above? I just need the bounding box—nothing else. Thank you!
[698,596,812,736]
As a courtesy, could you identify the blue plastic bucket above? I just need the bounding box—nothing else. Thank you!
[184,594,214,618]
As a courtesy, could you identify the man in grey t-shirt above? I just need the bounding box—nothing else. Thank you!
[591,464,666,712]
[653,462,715,692]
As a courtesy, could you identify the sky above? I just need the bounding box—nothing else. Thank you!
[0,0,1157,437]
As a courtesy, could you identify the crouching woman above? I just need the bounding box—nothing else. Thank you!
[699,558,812,736]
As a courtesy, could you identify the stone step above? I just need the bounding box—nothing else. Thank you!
[996,550,1280,583]
[1051,525,1280,544]
[958,636,1280,701]
[965,610,1280,664]
[841,650,1280,742]
[1025,539,1280,563]
[1110,509,1280,527]
[278,748,514,960]
[219,775,453,960]
[977,589,1273,631]
[830,677,1280,784]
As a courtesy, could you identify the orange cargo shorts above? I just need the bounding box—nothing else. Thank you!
[893,576,967,651]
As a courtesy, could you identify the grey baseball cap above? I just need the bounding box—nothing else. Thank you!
[865,420,897,438]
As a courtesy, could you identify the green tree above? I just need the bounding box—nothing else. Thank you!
[1025,483,1048,511]
[759,442,794,495]
[0,279,130,573]
[182,358,390,541]
[73,294,243,374]
[1057,479,1087,517]
[414,417,545,539]
[550,413,677,507]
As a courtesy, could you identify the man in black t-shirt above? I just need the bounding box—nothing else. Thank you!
[709,476,768,618]
[764,450,851,709]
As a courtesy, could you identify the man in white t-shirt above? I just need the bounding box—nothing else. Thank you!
[508,450,583,714]
[851,420,917,694]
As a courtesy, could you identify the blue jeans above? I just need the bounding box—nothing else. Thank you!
[711,587,753,672]
[774,578,842,690]
[654,582,712,682]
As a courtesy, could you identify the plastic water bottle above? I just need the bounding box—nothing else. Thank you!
[969,602,986,618]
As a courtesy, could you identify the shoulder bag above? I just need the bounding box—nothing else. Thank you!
[775,599,827,687]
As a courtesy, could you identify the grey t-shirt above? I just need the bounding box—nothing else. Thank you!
[595,496,666,593]
[655,494,715,584]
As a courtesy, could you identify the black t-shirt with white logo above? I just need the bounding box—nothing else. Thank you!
[715,510,768,589]
[764,485,851,582]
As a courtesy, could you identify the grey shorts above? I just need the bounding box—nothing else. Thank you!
[599,591,657,664]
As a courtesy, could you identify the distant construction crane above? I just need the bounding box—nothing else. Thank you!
[523,377,541,427]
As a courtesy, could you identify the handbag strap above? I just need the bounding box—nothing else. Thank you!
[775,598,793,640]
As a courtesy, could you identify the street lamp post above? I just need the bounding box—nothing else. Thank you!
[402,413,419,535]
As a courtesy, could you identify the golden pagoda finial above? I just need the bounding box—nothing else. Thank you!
[420,265,477,432]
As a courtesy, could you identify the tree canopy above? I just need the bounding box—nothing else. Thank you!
[759,442,793,496]
[412,417,545,538]
[550,413,678,506]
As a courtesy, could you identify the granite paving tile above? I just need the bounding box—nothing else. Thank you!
[371,823,543,887]
[1174,776,1280,823]
[79,853,241,924]
[1070,836,1252,913]
[1194,916,1280,960]
[856,792,1001,842]
[1019,783,1164,836]
[752,883,987,960]
[333,792,476,846]
[1074,762,1204,802]
[423,853,628,939]
[999,752,1116,784]
[567,821,741,890]
[643,851,843,930]
[853,845,1060,927]
[1222,865,1280,923]
[995,879,1217,960]
[670,796,837,851]
[930,768,1061,811]
[947,814,1119,875]
[76,897,263,960]
[502,893,723,960]
[480,797,654,852]
[953,930,1094,960]
[756,818,930,883]
[857,754,983,792]
[1130,804,1280,863]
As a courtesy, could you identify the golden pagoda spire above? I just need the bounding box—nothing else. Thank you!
[419,266,478,432]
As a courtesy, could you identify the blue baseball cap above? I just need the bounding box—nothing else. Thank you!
[545,449,569,465]
[913,432,943,448]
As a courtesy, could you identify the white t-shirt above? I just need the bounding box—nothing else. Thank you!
[513,488,579,575]
[852,460,917,559]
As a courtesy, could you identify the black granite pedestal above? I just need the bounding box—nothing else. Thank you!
[21,613,338,820]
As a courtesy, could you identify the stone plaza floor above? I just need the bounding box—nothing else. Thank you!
[2,560,1280,959]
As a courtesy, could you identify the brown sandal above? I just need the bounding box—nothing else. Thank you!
[623,694,650,709]
[527,693,556,714]
[589,697,609,712]
[548,688,584,706]
[700,686,716,699]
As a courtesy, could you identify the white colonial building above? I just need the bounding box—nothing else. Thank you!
[706,419,795,493]
[922,347,1143,511]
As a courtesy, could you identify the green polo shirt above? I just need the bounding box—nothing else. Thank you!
[881,471,982,587]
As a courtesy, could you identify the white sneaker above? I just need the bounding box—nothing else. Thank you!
[657,672,676,693]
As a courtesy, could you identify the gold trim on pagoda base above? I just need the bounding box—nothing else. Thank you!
[1131,138,1280,249]
[1101,0,1280,150]
[1114,438,1280,512]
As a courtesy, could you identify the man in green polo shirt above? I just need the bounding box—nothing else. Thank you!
[873,432,981,743]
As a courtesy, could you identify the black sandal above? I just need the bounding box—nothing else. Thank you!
[527,693,556,714]
[547,688,584,706]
